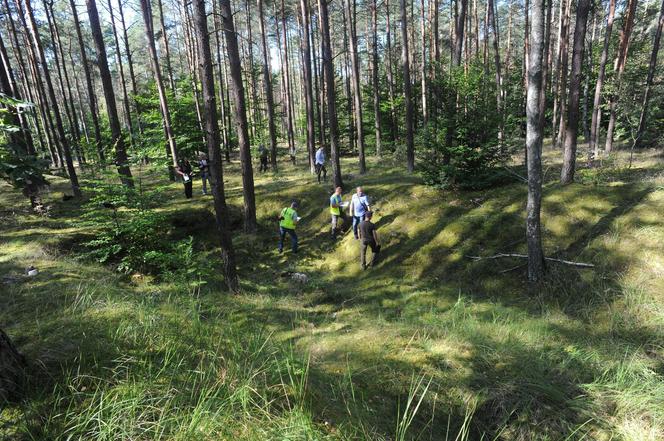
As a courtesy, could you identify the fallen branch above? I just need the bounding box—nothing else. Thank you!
[467,253,595,268]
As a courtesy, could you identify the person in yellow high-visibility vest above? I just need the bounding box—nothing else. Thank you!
[329,186,346,240]
[278,200,300,253]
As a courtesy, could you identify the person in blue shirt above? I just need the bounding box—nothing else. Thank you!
[314,146,327,183]
[349,186,371,240]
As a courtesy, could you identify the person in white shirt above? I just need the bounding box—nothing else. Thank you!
[314,146,327,183]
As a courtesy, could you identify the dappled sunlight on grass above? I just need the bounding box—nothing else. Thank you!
[1,147,663,439]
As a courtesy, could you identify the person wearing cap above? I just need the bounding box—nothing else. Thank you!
[329,186,345,240]
[278,200,300,254]
[358,211,380,269]
[349,186,371,239]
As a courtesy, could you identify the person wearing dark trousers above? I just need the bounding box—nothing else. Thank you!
[198,153,210,194]
[349,186,371,239]
[314,145,327,183]
[258,145,269,172]
[358,211,380,269]
[278,200,300,253]
[329,186,346,240]
[176,159,193,199]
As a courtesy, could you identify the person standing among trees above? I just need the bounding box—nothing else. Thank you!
[198,153,210,195]
[314,145,327,183]
[329,186,346,240]
[258,145,269,172]
[278,200,300,254]
[349,186,371,240]
[176,159,193,199]
[359,211,380,269]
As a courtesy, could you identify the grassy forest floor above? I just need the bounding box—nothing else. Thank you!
[1,145,663,440]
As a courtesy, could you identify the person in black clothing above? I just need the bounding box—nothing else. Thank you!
[176,159,193,199]
[258,145,269,172]
[198,153,210,195]
[358,211,380,269]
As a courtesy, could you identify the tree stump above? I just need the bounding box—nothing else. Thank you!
[0,328,26,401]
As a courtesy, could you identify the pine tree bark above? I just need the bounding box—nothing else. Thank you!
[344,0,366,173]
[560,0,592,184]
[488,0,503,142]
[117,0,142,135]
[139,0,178,175]
[212,0,230,161]
[420,0,428,124]
[401,0,415,172]
[157,0,176,92]
[280,0,296,163]
[453,0,467,66]
[385,0,398,140]
[68,0,104,163]
[219,0,258,233]
[190,0,239,292]
[86,0,133,187]
[300,0,316,173]
[19,0,81,196]
[526,0,545,282]
[258,0,279,170]
[106,0,135,141]
[632,0,664,150]
[605,0,638,153]
[0,328,26,401]
[589,0,616,159]
[318,0,343,187]
[371,0,381,155]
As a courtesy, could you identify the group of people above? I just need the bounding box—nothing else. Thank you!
[175,154,211,199]
[278,186,380,270]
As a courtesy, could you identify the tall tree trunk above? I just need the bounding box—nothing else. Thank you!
[401,0,415,172]
[19,0,81,196]
[318,0,343,187]
[589,0,616,159]
[605,0,638,153]
[385,0,398,140]
[345,0,366,173]
[300,0,316,173]
[420,0,428,124]
[582,14,597,143]
[86,0,133,187]
[139,0,178,175]
[219,0,258,233]
[68,0,104,163]
[553,0,571,146]
[258,0,279,170]
[106,0,134,141]
[560,0,592,184]
[453,0,467,66]
[191,0,239,292]
[538,0,552,135]
[117,0,142,135]
[526,0,545,281]
[212,0,230,161]
[488,0,503,142]
[371,0,381,155]
[632,0,664,150]
[156,0,176,92]
[280,0,296,163]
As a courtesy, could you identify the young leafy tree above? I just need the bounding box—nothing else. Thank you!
[85,0,133,187]
[560,0,592,184]
[525,0,546,282]
[190,0,239,292]
[219,0,257,233]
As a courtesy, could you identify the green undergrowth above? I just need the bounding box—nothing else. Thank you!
[1,146,663,440]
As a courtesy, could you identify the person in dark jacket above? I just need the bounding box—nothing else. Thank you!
[358,211,380,269]
[176,159,193,199]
